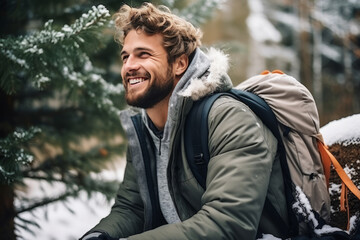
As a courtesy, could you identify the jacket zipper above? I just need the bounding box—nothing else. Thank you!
[158,136,162,156]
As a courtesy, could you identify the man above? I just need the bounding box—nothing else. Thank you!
[81,2,288,240]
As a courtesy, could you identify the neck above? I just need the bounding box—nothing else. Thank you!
[146,75,181,131]
[146,94,171,131]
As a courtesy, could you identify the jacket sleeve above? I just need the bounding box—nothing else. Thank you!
[83,149,145,238]
[127,96,278,240]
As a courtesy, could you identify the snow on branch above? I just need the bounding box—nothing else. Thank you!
[0,5,111,92]
[0,127,41,184]
[0,5,123,119]
[61,55,124,119]
[22,5,109,47]
[1,5,110,65]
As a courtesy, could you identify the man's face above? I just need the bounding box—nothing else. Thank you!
[120,29,175,109]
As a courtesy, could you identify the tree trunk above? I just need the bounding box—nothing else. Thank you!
[312,15,323,119]
[0,184,16,240]
[298,0,313,92]
[0,88,16,239]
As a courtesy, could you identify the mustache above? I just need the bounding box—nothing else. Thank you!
[125,70,151,79]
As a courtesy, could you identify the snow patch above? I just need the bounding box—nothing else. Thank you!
[257,234,281,240]
[314,224,344,236]
[344,165,357,180]
[329,182,341,196]
[320,114,360,146]
[292,186,319,228]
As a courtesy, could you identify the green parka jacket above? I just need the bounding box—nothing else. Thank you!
[85,48,288,240]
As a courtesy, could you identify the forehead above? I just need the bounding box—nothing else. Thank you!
[122,29,165,53]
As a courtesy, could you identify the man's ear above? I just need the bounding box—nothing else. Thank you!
[173,54,189,76]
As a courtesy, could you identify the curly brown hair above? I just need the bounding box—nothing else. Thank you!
[113,2,202,63]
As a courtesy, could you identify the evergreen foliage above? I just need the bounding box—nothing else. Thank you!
[0,2,130,238]
[0,3,122,183]
[0,127,41,184]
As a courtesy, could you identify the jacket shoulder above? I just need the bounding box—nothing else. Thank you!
[208,95,278,157]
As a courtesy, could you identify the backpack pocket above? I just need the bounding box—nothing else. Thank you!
[281,127,331,222]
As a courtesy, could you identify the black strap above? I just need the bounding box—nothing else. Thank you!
[185,89,298,237]
[131,115,166,229]
[185,89,281,187]
[185,93,222,189]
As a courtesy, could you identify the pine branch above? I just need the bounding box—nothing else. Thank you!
[0,127,41,184]
[0,2,127,238]
[0,5,112,94]
[20,144,123,198]
[16,190,76,214]
[23,146,111,175]
[17,174,119,214]
[6,5,110,49]
[15,214,40,239]
[1,5,124,120]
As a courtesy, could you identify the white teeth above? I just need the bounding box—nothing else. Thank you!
[129,78,145,85]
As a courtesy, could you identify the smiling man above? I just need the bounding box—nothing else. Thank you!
[80,2,288,240]
[120,29,187,129]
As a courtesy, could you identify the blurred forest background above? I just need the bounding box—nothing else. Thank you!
[0,0,359,239]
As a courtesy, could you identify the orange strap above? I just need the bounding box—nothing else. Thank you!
[318,141,360,200]
[317,140,360,230]
[340,182,347,211]
[340,183,350,230]
[318,140,360,200]
[319,142,332,188]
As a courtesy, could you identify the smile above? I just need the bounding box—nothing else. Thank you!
[128,78,147,85]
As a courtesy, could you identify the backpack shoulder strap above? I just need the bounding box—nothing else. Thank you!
[185,89,282,189]
[184,92,224,189]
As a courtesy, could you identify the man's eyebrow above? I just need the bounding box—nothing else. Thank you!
[120,47,154,56]
[120,49,128,57]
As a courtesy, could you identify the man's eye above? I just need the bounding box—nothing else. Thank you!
[122,55,128,62]
[139,52,150,58]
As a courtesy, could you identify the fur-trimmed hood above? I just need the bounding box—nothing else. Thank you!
[163,47,232,139]
[177,47,233,100]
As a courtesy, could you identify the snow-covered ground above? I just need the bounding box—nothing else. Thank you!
[16,114,360,239]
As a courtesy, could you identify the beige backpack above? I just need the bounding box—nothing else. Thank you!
[238,70,360,233]
[237,71,330,233]
[186,70,359,236]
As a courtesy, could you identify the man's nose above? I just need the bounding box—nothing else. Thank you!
[123,55,140,72]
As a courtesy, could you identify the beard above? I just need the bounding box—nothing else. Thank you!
[124,66,175,109]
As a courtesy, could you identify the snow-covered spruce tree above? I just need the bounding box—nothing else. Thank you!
[0,3,128,239]
[0,0,225,239]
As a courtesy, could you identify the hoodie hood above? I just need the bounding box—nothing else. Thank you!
[178,47,232,100]
[163,47,232,140]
